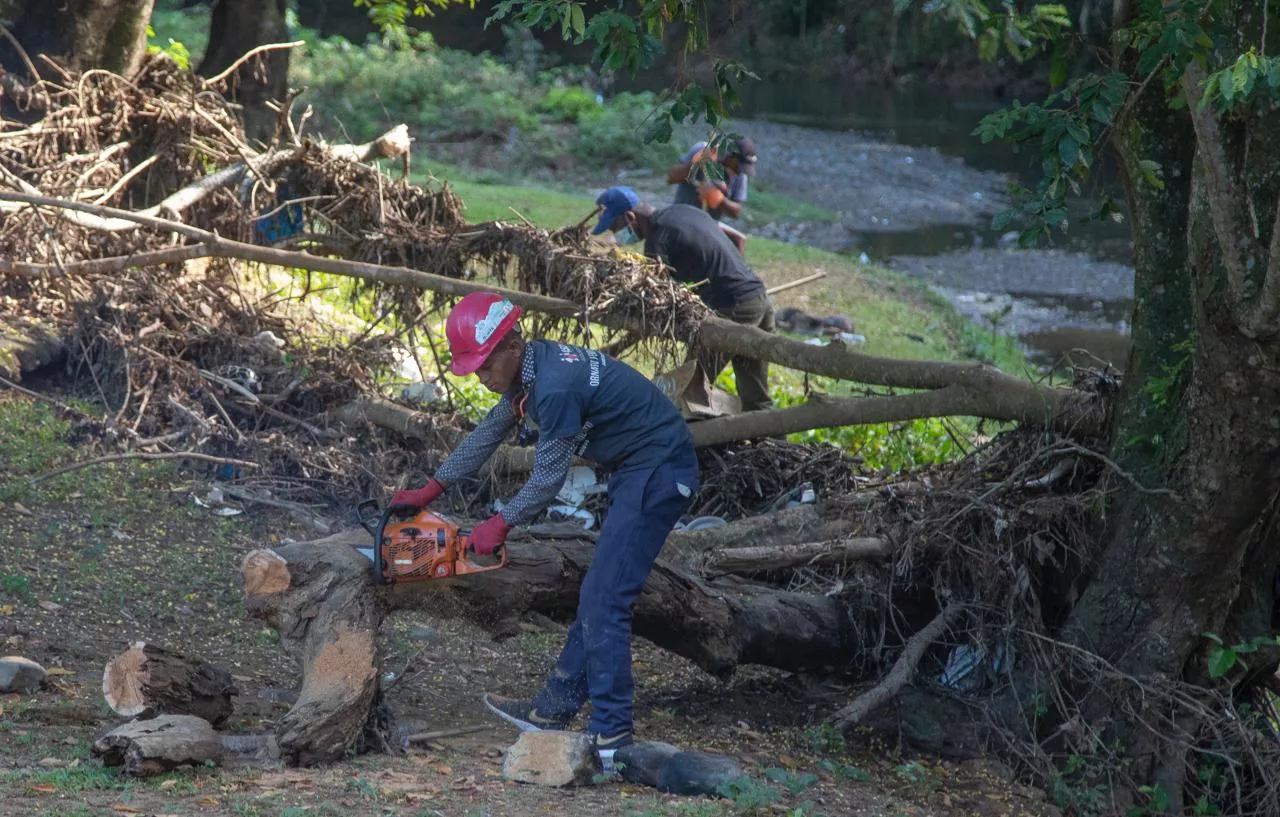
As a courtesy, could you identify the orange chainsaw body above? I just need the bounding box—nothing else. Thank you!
[366,505,507,585]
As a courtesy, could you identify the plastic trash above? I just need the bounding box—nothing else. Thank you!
[858,252,870,264]
[938,642,1012,693]
[556,466,606,507]
[401,381,442,404]
[675,516,727,532]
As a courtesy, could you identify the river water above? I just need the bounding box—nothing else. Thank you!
[735,82,1135,371]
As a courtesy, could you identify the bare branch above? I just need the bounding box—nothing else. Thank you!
[831,602,965,730]
[0,191,1099,436]
[30,451,259,484]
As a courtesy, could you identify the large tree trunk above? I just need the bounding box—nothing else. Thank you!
[197,0,289,145]
[242,527,867,765]
[1,0,155,77]
[1058,4,1280,807]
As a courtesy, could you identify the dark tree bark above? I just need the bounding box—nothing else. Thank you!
[197,0,289,145]
[1,0,155,77]
[1057,2,1280,807]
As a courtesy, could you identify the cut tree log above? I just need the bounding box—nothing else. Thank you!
[91,714,222,777]
[102,642,238,727]
[704,536,890,575]
[241,529,862,765]
[0,193,1107,439]
[0,317,65,382]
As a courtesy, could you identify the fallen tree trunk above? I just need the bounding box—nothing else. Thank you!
[242,529,862,765]
[705,536,889,575]
[102,642,238,727]
[0,193,1105,438]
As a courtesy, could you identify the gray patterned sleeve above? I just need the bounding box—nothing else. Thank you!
[497,436,578,526]
[434,397,517,484]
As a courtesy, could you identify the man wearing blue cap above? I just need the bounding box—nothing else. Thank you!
[592,187,775,412]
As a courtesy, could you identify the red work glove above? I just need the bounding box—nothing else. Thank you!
[469,514,513,556]
[389,478,444,511]
[698,181,726,210]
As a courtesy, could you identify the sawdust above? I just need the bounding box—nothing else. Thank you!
[304,622,377,698]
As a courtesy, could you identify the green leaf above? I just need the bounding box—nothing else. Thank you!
[1207,645,1236,679]
[1057,135,1079,167]
[570,4,585,37]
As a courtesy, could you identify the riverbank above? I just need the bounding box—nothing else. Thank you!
[630,118,1135,370]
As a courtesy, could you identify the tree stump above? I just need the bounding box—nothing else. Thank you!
[91,714,222,777]
[102,643,238,727]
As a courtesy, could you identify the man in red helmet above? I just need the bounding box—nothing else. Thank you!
[390,291,699,768]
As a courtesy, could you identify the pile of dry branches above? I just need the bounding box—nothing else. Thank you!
[0,55,707,505]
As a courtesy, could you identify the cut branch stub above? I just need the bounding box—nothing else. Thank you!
[102,643,238,727]
[242,540,383,766]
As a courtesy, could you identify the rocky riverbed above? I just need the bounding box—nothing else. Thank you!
[738,119,1136,369]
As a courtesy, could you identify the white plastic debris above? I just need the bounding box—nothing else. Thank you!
[401,381,443,405]
[556,466,606,507]
[252,330,286,350]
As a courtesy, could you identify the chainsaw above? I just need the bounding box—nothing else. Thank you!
[356,500,508,586]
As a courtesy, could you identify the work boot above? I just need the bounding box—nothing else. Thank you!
[482,693,573,732]
[592,730,634,775]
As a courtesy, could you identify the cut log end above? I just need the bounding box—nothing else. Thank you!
[102,642,150,718]
[242,548,291,597]
[101,644,237,727]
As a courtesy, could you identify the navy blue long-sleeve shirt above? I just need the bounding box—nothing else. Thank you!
[435,340,693,525]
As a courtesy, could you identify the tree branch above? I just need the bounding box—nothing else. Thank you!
[0,192,1099,434]
[1182,63,1258,317]
[830,602,965,730]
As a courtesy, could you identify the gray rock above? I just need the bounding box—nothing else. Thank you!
[502,730,600,787]
[0,656,46,693]
[657,750,747,796]
[616,740,680,788]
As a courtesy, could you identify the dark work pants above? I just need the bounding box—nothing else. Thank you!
[698,295,775,412]
[531,447,699,737]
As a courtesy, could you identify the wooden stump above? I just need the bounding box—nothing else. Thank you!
[102,643,238,727]
[91,714,222,777]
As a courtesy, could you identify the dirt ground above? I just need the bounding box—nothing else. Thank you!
[0,389,1067,817]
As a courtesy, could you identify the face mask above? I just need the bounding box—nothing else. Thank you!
[615,225,641,245]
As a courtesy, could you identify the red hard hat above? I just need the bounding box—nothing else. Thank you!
[445,292,523,375]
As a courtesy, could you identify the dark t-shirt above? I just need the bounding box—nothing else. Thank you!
[643,204,766,311]
[522,340,693,468]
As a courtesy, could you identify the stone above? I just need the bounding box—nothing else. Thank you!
[616,740,680,788]
[657,750,748,797]
[0,656,46,693]
[501,730,600,787]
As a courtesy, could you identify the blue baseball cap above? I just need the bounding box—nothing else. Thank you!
[592,186,640,235]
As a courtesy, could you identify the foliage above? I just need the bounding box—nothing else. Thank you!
[292,29,670,173]
[973,72,1128,243]
[895,0,1070,62]
[1203,632,1280,680]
